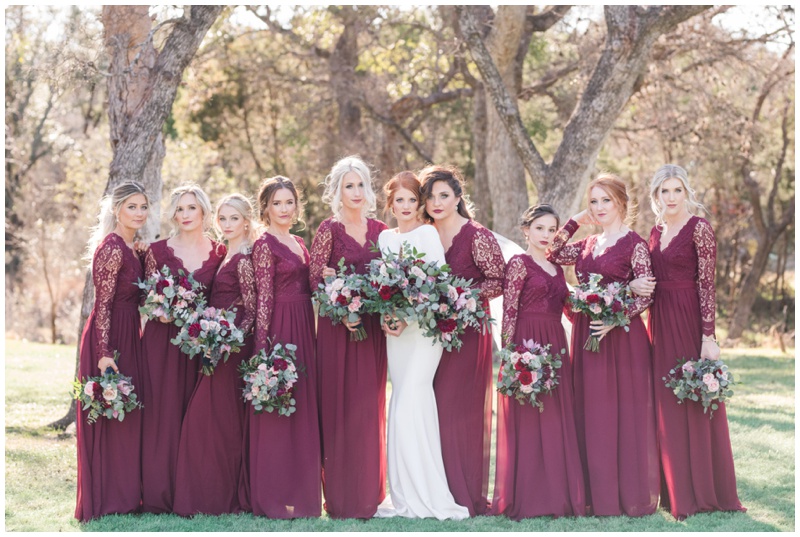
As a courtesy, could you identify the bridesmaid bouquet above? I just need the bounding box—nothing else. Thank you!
[663,357,736,418]
[72,352,143,424]
[170,306,245,375]
[568,272,634,352]
[496,339,564,412]
[136,265,206,324]
[239,342,300,417]
[312,258,372,341]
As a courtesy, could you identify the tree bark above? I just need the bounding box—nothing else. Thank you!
[329,7,363,155]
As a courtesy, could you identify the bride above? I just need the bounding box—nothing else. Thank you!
[374,172,469,521]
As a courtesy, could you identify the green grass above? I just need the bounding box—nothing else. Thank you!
[4,339,794,531]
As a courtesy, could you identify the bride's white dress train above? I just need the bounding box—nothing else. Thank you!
[374,225,469,520]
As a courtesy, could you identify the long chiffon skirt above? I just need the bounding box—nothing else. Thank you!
[173,338,252,516]
[649,281,745,519]
[571,313,659,517]
[140,320,199,513]
[248,297,321,518]
[75,304,143,522]
[433,325,493,517]
[318,313,387,519]
[490,312,586,520]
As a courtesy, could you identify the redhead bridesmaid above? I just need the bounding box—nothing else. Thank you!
[75,182,149,521]
[546,173,659,517]
[310,156,388,519]
[419,165,504,517]
[141,184,225,513]
[173,194,258,516]
[630,164,745,519]
[247,176,322,518]
[490,204,586,520]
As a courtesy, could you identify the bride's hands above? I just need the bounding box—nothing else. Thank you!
[382,314,407,337]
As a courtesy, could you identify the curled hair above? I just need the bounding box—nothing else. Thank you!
[519,203,560,230]
[418,165,474,222]
[167,184,213,237]
[257,175,306,230]
[382,171,422,219]
[215,193,261,254]
[85,181,150,267]
[649,164,708,229]
[321,155,377,220]
[586,173,637,226]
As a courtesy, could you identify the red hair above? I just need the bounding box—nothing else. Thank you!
[587,173,635,225]
[383,171,422,218]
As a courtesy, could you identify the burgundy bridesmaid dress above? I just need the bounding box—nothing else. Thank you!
[173,252,257,516]
[246,232,322,518]
[140,238,225,513]
[309,217,388,519]
[648,216,745,519]
[490,254,586,520]
[75,233,145,522]
[434,220,504,517]
[547,219,659,517]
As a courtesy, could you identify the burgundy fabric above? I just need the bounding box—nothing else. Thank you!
[648,217,745,519]
[244,232,321,518]
[490,255,586,519]
[434,220,504,516]
[547,219,659,517]
[140,238,225,513]
[75,233,145,522]
[309,217,388,518]
[173,252,256,516]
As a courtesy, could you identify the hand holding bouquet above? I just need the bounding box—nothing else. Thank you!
[137,265,206,324]
[569,272,634,352]
[171,306,245,375]
[240,342,301,417]
[312,258,373,341]
[364,242,424,329]
[73,351,143,424]
[497,339,564,412]
[663,356,735,418]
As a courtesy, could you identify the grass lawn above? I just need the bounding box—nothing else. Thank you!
[4,339,794,531]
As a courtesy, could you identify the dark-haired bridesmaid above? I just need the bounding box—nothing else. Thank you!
[309,156,388,519]
[173,194,258,516]
[419,165,505,517]
[246,176,321,518]
[630,164,745,520]
[490,204,586,520]
[141,184,226,514]
[76,182,149,522]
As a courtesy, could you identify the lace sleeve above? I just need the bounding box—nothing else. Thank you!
[501,256,527,344]
[143,246,158,278]
[693,219,717,337]
[236,256,257,337]
[546,219,584,266]
[252,239,275,352]
[471,227,505,301]
[92,241,124,359]
[309,220,333,290]
[627,241,654,319]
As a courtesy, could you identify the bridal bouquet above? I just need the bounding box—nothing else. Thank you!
[364,243,427,328]
[312,258,373,341]
[568,272,634,352]
[240,342,300,417]
[170,306,245,375]
[73,351,143,424]
[137,265,206,325]
[663,357,735,418]
[497,339,564,412]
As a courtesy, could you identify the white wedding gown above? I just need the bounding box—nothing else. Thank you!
[374,224,470,520]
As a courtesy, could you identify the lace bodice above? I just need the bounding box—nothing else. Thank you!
[143,238,226,302]
[252,232,312,351]
[501,254,569,343]
[547,218,653,319]
[208,252,257,337]
[443,220,504,304]
[649,216,717,337]
[91,233,144,358]
[308,217,388,289]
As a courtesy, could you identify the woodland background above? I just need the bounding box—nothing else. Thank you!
[5,5,795,352]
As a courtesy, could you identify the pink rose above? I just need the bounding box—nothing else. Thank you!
[102,385,118,401]
[348,296,362,312]
[465,297,477,312]
[84,381,95,397]
[203,307,217,318]
[438,303,449,314]
[682,361,695,374]
[447,286,459,301]
[589,303,602,315]
[258,363,268,371]
[117,381,132,396]
[702,373,715,385]
[706,379,720,392]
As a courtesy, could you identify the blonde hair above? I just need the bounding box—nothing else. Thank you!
[85,181,149,267]
[166,184,213,237]
[321,156,377,220]
[649,164,708,229]
[587,173,637,227]
[215,193,260,254]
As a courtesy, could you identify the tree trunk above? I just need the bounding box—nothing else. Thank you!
[329,8,363,155]
[726,232,775,340]
[470,84,492,226]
